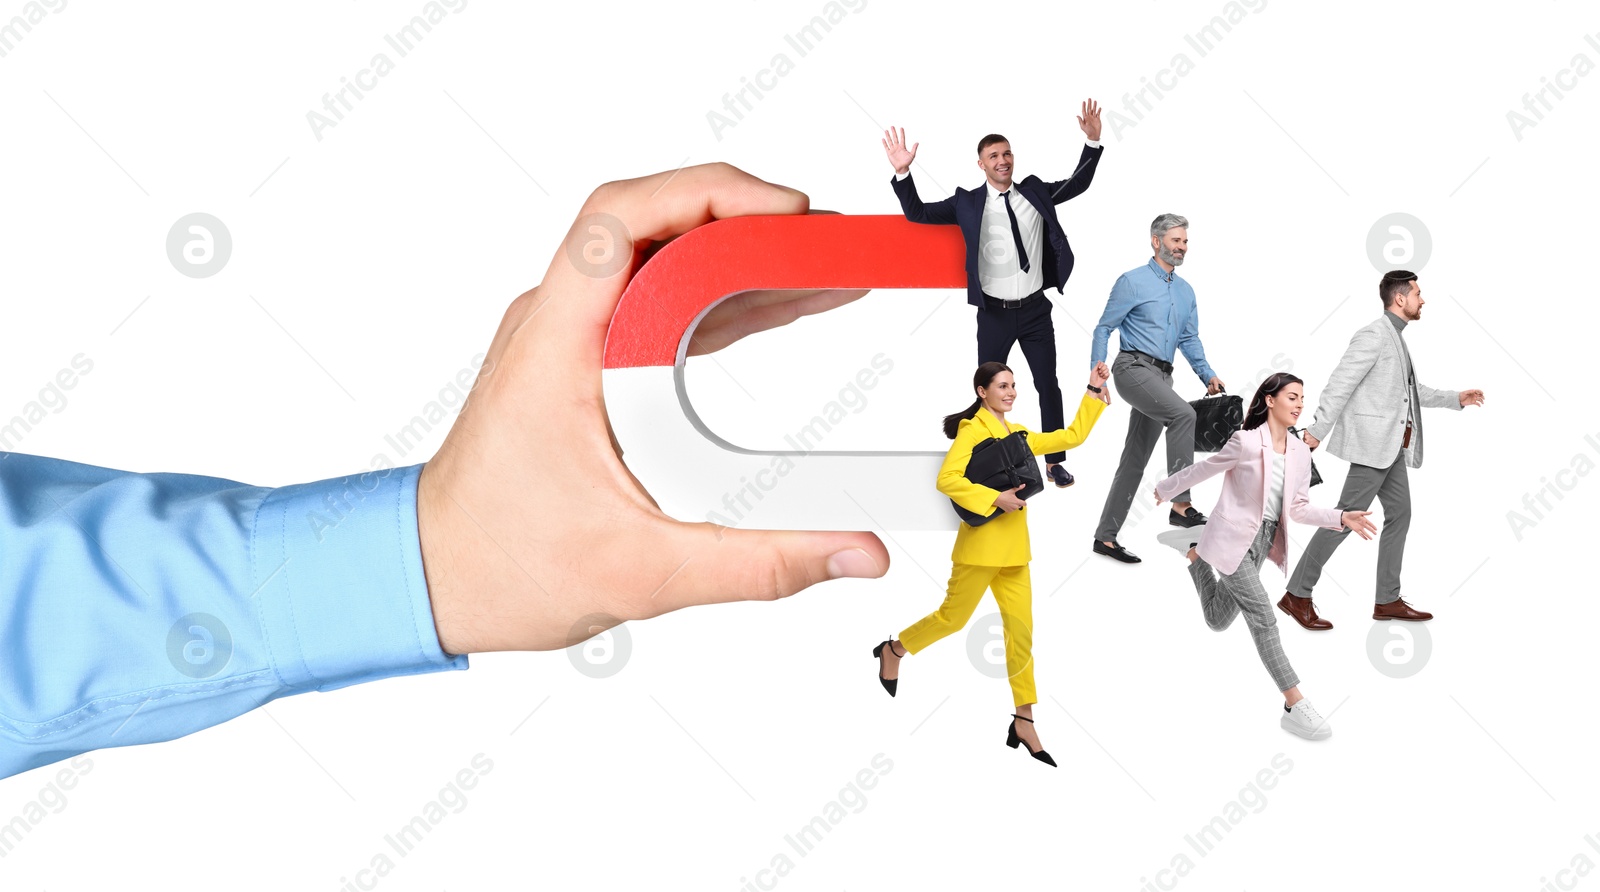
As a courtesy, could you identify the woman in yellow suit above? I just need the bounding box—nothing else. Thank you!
[873,360,1110,767]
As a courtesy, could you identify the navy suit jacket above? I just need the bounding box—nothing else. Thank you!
[890,143,1104,307]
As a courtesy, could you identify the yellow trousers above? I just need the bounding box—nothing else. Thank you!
[898,563,1035,707]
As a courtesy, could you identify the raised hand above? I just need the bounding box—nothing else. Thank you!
[1077,99,1103,142]
[882,126,918,175]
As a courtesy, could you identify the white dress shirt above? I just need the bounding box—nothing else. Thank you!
[977,183,1045,300]
[1263,451,1286,520]
[893,140,1100,301]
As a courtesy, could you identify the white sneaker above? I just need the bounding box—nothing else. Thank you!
[1281,699,1332,740]
[1156,529,1198,558]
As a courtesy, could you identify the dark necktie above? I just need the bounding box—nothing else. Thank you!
[1001,191,1030,273]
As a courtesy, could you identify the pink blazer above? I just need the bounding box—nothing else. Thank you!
[1154,426,1343,576]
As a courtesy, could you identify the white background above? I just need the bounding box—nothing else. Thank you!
[1,0,1594,889]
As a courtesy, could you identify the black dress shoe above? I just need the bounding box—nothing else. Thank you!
[1169,506,1208,528]
[1047,464,1074,488]
[871,639,904,696]
[1092,539,1141,563]
[1006,714,1057,767]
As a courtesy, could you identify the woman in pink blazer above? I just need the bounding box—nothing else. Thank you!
[1152,373,1376,740]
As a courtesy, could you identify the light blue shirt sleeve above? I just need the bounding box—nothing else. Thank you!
[1175,288,1217,384]
[0,453,467,780]
[1090,274,1136,370]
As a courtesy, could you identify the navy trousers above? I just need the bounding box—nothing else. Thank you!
[975,292,1066,464]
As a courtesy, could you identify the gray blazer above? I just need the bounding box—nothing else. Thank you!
[1307,314,1461,469]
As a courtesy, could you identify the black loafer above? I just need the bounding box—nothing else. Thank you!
[1092,539,1141,563]
[1169,507,1208,528]
[1048,465,1074,488]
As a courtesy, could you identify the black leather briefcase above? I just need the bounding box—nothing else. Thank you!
[1190,391,1244,453]
[951,431,1043,527]
[1289,427,1324,487]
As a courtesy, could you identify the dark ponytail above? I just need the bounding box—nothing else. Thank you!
[1242,372,1304,431]
[942,361,1012,439]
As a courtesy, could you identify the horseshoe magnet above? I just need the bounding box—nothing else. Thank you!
[603,214,966,532]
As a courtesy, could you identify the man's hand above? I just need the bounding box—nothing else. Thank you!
[1459,389,1485,408]
[1089,361,1111,404]
[1302,430,1320,450]
[1077,99,1102,142]
[1152,486,1165,506]
[1207,375,1226,395]
[416,163,891,655]
[882,127,918,176]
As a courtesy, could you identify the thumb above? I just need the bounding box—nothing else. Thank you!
[644,526,889,615]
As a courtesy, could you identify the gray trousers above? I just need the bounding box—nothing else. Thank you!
[1188,520,1300,692]
[1095,351,1197,542]
[1287,446,1410,605]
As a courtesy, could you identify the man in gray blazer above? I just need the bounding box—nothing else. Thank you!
[1277,270,1485,629]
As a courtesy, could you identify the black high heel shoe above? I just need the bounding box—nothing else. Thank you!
[1006,714,1057,767]
[871,640,904,697]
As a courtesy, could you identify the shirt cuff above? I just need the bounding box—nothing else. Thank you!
[251,464,467,693]
[894,170,911,181]
[1086,139,1101,149]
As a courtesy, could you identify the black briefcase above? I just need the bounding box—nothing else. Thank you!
[1190,391,1243,453]
[951,431,1043,527]
[1289,427,1324,487]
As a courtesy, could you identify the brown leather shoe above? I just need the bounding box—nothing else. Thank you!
[1373,598,1433,621]
[1277,593,1333,630]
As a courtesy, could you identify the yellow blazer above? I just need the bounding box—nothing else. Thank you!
[938,393,1106,567]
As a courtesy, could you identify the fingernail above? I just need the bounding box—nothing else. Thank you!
[826,548,881,579]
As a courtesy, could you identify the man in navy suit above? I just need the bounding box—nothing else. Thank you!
[886,100,1106,485]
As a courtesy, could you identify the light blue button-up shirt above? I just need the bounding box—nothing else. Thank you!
[1089,257,1216,385]
[0,454,467,780]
